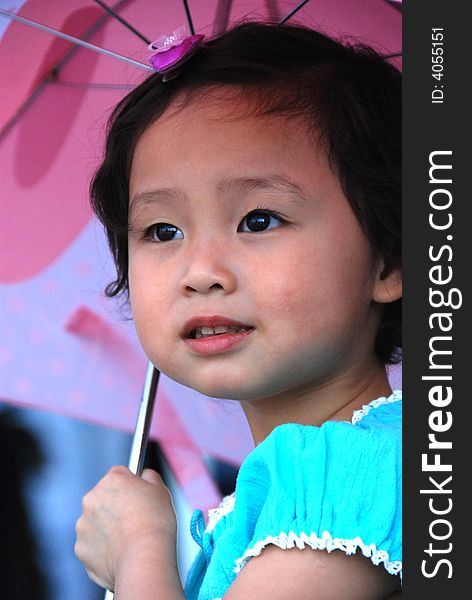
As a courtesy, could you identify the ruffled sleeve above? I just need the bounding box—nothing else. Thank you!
[235,406,401,574]
[185,395,402,600]
[232,397,402,578]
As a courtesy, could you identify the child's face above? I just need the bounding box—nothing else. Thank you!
[128,94,390,402]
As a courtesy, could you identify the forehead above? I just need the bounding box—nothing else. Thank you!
[154,85,312,131]
[139,91,307,148]
[130,89,327,191]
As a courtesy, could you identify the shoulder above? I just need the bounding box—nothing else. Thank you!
[230,390,402,578]
[235,389,402,512]
[224,545,401,599]
[241,390,402,476]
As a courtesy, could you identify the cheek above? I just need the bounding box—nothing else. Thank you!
[254,255,319,338]
[256,242,373,339]
[128,252,168,334]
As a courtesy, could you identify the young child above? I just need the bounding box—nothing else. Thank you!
[75,22,402,599]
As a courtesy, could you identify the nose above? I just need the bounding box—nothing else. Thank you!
[179,240,237,296]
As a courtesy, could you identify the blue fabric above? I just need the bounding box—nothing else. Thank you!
[185,392,402,600]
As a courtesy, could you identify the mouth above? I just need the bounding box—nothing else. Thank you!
[182,315,254,339]
[188,324,252,339]
[182,316,254,354]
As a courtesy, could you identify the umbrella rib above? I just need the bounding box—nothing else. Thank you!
[212,0,233,36]
[0,9,153,71]
[265,0,282,22]
[54,80,135,89]
[0,77,47,141]
[182,0,196,35]
[92,0,151,45]
[278,0,312,24]
[277,2,401,61]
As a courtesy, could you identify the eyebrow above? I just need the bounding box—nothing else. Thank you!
[129,174,307,217]
[129,188,185,217]
[216,174,307,201]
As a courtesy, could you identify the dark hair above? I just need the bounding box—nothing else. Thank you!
[91,22,401,364]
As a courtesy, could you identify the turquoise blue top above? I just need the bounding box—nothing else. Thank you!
[185,390,402,600]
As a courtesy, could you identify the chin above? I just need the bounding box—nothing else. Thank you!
[168,373,254,402]
[191,381,246,400]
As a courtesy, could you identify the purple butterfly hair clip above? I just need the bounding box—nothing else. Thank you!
[148,26,205,81]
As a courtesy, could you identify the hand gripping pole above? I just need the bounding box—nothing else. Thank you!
[104,362,160,600]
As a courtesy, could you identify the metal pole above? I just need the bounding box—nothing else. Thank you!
[92,0,151,45]
[278,0,312,24]
[182,0,196,35]
[0,9,153,71]
[104,361,160,599]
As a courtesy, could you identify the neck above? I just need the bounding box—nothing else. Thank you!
[240,358,394,446]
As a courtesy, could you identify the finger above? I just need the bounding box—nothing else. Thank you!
[141,468,162,486]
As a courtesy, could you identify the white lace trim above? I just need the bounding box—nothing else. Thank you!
[233,530,402,578]
[351,389,402,425]
[205,492,236,534]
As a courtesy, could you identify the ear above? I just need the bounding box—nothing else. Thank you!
[372,260,402,304]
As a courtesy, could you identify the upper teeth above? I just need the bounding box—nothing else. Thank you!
[193,325,248,339]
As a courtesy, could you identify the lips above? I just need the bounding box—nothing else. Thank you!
[182,315,254,355]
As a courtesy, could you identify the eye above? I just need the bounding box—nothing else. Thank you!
[147,223,184,242]
[238,210,284,233]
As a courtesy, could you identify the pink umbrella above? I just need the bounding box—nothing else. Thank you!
[0,0,402,513]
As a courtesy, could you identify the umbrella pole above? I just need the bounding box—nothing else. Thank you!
[104,361,160,600]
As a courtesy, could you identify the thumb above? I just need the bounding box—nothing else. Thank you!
[140,468,162,486]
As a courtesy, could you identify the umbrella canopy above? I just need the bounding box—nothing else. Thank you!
[0,0,402,510]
